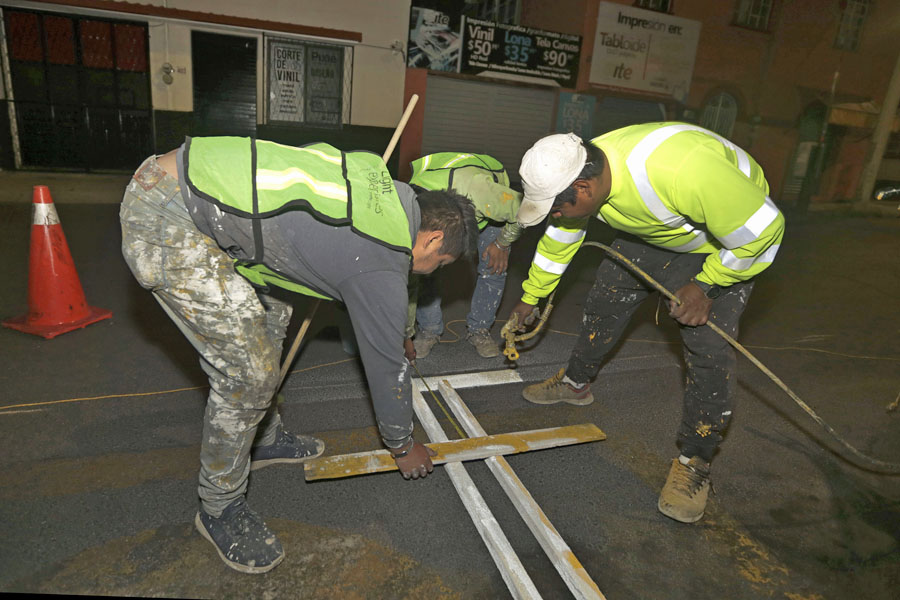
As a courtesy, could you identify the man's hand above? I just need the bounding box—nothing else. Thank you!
[391,440,438,480]
[669,281,713,326]
[482,241,511,275]
[505,300,540,333]
[403,338,416,363]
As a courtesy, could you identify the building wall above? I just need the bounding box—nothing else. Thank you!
[521,0,900,204]
[137,0,411,128]
[1,0,413,169]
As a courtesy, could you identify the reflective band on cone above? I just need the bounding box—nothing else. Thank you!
[2,185,112,339]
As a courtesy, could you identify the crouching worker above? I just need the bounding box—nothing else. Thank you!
[507,127,783,524]
[120,137,477,574]
[405,153,524,360]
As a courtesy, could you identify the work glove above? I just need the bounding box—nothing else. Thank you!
[390,439,437,480]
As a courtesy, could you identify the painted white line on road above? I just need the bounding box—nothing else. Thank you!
[414,369,523,393]
[412,388,541,599]
[0,409,45,416]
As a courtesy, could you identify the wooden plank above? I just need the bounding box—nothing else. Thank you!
[410,387,541,599]
[304,423,605,481]
[439,380,607,600]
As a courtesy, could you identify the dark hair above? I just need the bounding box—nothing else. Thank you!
[416,188,478,258]
[551,141,605,209]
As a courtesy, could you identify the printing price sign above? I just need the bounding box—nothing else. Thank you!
[461,17,581,87]
[589,2,700,101]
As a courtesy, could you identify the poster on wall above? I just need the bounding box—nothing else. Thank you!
[305,45,343,126]
[407,4,463,72]
[268,39,305,122]
[589,1,700,101]
[460,18,581,87]
[268,38,344,126]
[556,93,596,139]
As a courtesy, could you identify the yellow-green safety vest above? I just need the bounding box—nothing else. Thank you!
[410,152,508,230]
[184,137,411,298]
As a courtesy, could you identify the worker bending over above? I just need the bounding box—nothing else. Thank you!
[120,138,477,573]
[406,152,523,360]
[507,125,784,523]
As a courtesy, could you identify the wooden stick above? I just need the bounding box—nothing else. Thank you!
[439,380,607,600]
[304,423,605,481]
[277,300,319,389]
[276,94,420,389]
[382,94,418,162]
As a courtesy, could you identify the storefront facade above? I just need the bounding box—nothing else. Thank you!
[0,0,410,172]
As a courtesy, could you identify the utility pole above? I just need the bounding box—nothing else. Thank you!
[857,50,900,205]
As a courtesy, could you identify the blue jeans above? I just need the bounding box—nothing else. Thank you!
[416,224,507,334]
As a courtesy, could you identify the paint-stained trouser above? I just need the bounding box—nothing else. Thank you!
[417,224,507,334]
[119,156,292,517]
[565,234,753,463]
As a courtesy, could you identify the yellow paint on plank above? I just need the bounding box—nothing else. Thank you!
[304,423,605,481]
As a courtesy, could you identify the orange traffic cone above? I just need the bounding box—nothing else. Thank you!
[3,185,112,339]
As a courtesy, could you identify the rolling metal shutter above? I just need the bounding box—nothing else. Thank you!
[191,31,257,137]
[421,76,556,184]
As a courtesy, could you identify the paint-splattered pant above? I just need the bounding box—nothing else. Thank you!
[416,224,507,334]
[119,156,292,516]
[565,235,753,463]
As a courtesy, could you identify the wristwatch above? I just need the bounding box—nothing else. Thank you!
[691,277,722,299]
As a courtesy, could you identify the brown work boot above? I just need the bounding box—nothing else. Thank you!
[658,456,711,523]
[467,329,500,358]
[522,368,594,406]
[413,331,440,359]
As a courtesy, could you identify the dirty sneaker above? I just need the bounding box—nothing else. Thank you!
[250,428,325,471]
[522,368,594,406]
[413,331,440,359]
[658,455,711,523]
[195,498,284,574]
[466,329,500,358]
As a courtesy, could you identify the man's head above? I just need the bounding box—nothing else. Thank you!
[412,189,478,274]
[517,133,607,226]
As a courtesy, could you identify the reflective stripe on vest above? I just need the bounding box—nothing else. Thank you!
[623,124,776,253]
[185,137,411,254]
[410,152,507,191]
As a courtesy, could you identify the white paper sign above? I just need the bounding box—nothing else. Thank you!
[589,2,700,102]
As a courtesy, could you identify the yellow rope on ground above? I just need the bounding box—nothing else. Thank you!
[2,318,897,414]
[0,357,356,413]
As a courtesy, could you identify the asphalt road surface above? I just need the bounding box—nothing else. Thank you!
[1,194,898,599]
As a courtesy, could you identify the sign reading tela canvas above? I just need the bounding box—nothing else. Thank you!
[461,18,581,87]
[589,2,700,101]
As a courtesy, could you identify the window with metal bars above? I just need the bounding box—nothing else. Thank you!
[463,0,521,25]
[834,0,869,51]
[3,9,151,169]
[733,0,772,31]
[700,92,738,139]
[634,0,672,13]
